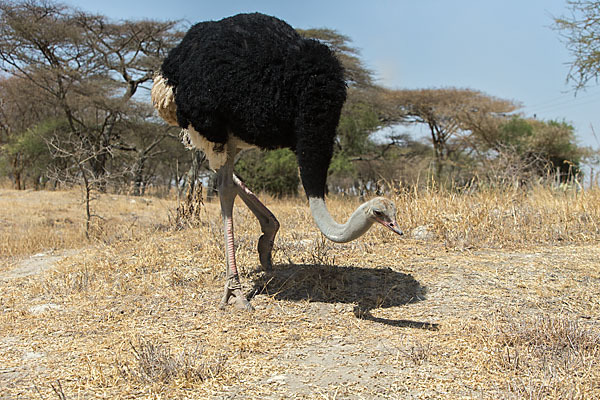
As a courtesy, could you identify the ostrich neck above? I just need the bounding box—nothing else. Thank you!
[308,197,374,243]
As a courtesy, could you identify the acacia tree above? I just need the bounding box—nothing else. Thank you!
[0,0,182,189]
[383,88,518,178]
[554,1,600,90]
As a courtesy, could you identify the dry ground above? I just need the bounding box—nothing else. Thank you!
[0,188,599,399]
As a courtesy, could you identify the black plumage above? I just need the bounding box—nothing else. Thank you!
[159,12,347,198]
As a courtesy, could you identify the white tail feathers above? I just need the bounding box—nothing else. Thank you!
[151,73,179,126]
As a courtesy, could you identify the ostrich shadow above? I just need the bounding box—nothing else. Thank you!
[250,263,438,330]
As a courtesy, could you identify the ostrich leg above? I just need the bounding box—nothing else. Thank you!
[217,161,253,311]
[233,174,279,270]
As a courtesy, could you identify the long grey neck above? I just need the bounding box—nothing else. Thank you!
[308,197,374,243]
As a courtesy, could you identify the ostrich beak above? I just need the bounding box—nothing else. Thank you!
[377,219,403,236]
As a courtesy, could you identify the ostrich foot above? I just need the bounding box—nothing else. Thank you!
[220,277,254,311]
[257,234,274,271]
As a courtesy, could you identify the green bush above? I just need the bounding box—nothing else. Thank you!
[499,117,583,177]
[235,148,300,197]
[0,119,60,188]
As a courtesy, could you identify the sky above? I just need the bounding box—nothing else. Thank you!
[67,0,600,149]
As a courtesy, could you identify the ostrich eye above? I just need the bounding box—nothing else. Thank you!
[373,210,384,217]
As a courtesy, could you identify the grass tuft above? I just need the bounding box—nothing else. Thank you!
[482,313,600,399]
[119,338,227,385]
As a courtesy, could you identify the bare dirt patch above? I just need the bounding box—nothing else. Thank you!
[0,250,78,280]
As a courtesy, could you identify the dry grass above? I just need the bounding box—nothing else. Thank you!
[0,186,599,399]
[119,338,227,385]
[484,313,600,398]
[395,184,600,248]
[0,189,173,268]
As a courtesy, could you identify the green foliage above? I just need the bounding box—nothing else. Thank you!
[498,117,583,176]
[0,119,63,187]
[328,152,356,176]
[498,116,534,152]
[235,149,299,197]
[325,98,382,188]
[337,101,380,157]
[529,119,582,174]
[327,151,357,189]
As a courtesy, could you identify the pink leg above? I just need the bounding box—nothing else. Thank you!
[233,174,279,270]
[217,165,252,311]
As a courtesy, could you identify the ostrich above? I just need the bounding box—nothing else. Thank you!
[152,13,402,310]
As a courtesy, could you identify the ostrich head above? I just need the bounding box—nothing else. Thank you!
[366,197,403,236]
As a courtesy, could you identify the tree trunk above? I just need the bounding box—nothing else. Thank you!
[12,155,22,190]
[429,123,445,180]
[132,156,147,196]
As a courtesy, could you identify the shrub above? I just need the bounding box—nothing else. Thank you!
[235,148,300,197]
